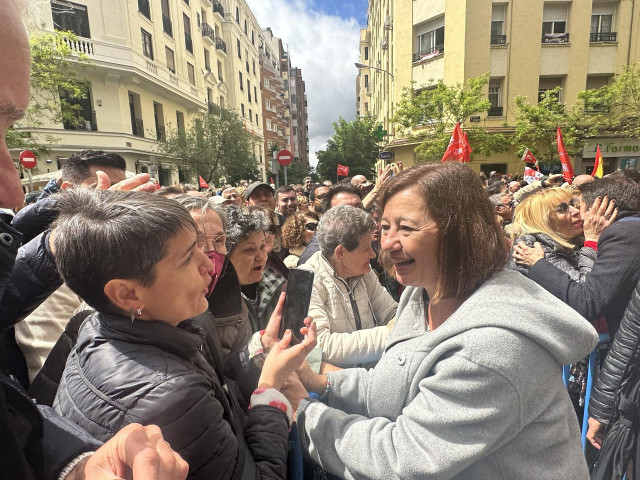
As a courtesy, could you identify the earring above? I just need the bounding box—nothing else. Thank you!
[129,307,143,323]
[136,308,143,317]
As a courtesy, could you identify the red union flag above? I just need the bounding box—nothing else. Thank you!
[337,164,350,176]
[441,123,466,162]
[556,127,574,183]
[462,132,472,162]
[198,175,209,188]
[521,148,538,164]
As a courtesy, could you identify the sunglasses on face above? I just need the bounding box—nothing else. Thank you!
[498,201,514,209]
[266,225,278,235]
[556,198,581,213]
[304,222,318,232]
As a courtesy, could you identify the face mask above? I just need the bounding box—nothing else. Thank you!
[205,250,226,297]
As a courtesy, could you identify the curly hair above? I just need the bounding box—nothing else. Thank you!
[224,205,269,253]
[281,211,319,249]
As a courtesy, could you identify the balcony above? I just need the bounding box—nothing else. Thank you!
[413,44,444,63]
[156,125,166,141]
[138,0,150,19]
[162,15,173,37]
[202,23,215,44]
[488,106,503,117]
[542,32,569,44]
[590,32,617,43]
[132,118,144,137]
[215,37,227,54]
[185,32,193,53]
[213,1,224,18]
[491,34,507,45]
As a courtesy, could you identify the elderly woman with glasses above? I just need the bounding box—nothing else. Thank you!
[52,189,317,480]
[281,211,320,268]
[298,205,397,368]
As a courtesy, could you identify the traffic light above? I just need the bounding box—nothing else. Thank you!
[373,125,387,142]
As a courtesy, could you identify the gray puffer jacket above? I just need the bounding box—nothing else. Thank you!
[54,312,289,480]
[508,232,596,282]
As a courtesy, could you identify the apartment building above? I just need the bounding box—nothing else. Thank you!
[289,67,309,165]
[363,0,640,175]
[356,28,371,117]
[13,0,235,188]
[260,28,291,170]
[221,0,266,180]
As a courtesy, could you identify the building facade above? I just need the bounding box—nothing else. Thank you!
[362,0,640,175]
[289,67,309,165]
[356,28,371,117]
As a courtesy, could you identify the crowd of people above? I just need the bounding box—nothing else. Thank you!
[4,0,640,478]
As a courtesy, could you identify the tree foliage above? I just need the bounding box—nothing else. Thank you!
[315,115,380,181]
[7,30,91,157]
[157,104,259,186]
[392,73,509,162]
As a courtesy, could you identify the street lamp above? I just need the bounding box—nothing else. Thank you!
[354,62,394,78]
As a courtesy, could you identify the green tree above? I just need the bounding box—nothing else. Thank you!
[315,115,380,181]
[157,104,259,186]
[7,30,91,157]
[392,73,509,162]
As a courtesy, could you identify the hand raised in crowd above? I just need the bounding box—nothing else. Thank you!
[583,196,618,242]
[512,241,545,267]
[586,417,606,449]
[258,321,317,391]
[545,174,565,187]
[279,372,309,417]
[70,423,189,480]
[95,170,158,192]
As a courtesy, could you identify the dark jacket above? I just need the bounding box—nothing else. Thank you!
[589,275,640,424]
[0,221,99,480]
[297,233,319,266]
[54,312,289,480]
[527,214,640,336]
[508,232,596,282]
[10,194,60,244]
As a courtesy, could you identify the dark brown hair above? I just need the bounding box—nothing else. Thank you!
[378,162,508,302]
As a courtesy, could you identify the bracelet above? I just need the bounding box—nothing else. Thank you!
[319,373,331,401]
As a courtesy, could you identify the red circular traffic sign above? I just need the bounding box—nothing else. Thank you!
[20,150,37,169]
[277,149,293,167]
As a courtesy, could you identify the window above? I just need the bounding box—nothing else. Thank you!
[241,103,245,116]
[364,102,368,113]
[154,102,165,140]
[266,100,271,110]
[491,5,506,44]
[542,4,568,43]
[184,14,193,53]
[141,29,153,60]
[244,19,247,35]
[220,96,224,107]
[364,46,368,60]
[254,86,257,102]
[176,111,185,133]
[415,23,444,62]
[255,113,258,125]
[253,60,256,75]
[187,62,195,85]
[61,81,95,130]
[239,71,243,90]
[51,0,91,37]
[249,108,252,120]
[488,78,503,116]
[237,39,241,58]
[364,75,368,89]
[538,77,563,103]
[267,119,272,131]
[248,81,251,102]
[217,60,223,81]
[161,0,172,36]
[165,47,175,73]
[129,92,143,137]
[138,0,150,19]
[204,49,211,71]
[236,6,239,23]
[293,126,297,135]
[252,30,255,45]
[264,78,270,88]
[591,4,616,42]
[207,87,214,105]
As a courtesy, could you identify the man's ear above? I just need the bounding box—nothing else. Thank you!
[334,244,345,261]
[104,279,144,312]
[60,181,74,190]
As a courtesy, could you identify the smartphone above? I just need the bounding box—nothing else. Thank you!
[280,268,315,344]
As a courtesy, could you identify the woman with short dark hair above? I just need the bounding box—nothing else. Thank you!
[294,163,596,479]
[52,189,316,480]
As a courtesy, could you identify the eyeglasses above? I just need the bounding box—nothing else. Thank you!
[556,198,581,213]
[498,201,514,210]
[197,234,227,252]
[265,225,278,235]
[304,222,318,232]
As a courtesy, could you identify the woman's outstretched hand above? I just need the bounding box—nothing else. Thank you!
[512,241,545,267]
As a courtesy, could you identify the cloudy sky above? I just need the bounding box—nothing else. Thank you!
[245,0,368,167]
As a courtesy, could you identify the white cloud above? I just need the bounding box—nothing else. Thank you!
[245,0,361,167]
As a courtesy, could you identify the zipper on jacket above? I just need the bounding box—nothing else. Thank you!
[348,291,362,330]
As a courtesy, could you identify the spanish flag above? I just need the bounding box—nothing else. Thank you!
[592,144,604,178]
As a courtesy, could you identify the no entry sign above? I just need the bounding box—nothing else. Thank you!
[20,150,37,169]
[277,149,293,167]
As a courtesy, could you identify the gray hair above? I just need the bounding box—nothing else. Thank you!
[317,205,375,258]
[224,205,269,252]
[172,194,229,231]
[53,189,197,312]
[488,193,508,207]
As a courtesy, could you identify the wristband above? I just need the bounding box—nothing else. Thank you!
[319,373,331,401]
[584,240,598,251]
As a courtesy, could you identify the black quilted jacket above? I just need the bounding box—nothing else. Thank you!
[54,312,289,479]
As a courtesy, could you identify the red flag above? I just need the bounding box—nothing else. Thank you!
[521,148,538,164]
[592,144,604,178]
[337,164,350,176]
[198,175,209,188]
[556,127,574,183]
[462,132,472,162]
[441,123,466,162]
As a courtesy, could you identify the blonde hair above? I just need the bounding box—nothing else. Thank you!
[510,188,577,250]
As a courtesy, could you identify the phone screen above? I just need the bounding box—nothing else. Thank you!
[280,268,315,343]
